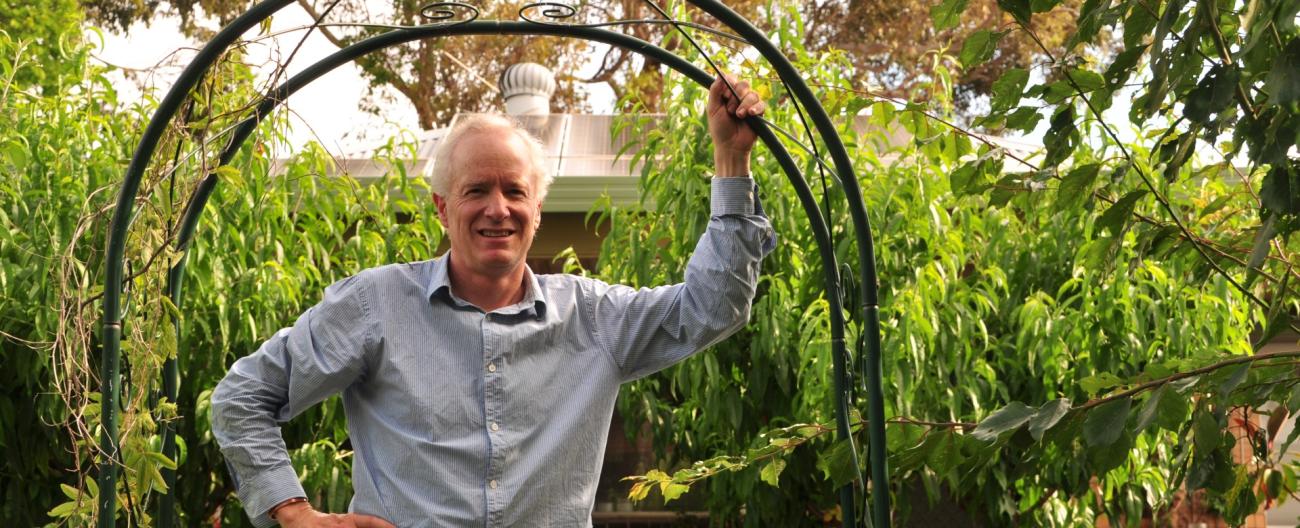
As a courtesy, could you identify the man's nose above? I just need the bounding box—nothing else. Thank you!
[484,191,510,219]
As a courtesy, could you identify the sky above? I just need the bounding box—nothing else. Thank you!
[89,4,1168,166]
[91,5,617,153]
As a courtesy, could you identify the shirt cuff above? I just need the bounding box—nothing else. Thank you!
[710,176,758,217]
[237,463,306,528]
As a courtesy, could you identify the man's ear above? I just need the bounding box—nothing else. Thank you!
[433,193,448,223]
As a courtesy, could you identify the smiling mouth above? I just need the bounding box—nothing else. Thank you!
[478,229,515,238]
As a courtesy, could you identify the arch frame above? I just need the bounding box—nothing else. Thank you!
[96,3,890,527]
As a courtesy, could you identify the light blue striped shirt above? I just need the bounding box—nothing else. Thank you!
[211,177,774,527]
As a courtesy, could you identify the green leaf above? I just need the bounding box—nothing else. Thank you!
[1055,163,1101,209]
[926,431,967,474]
[1073,0,1111,45]
[1088,428,1133,472]
[971,401,1036,442]
[760,458,786,487]
[1247,213,1277,277]
[1028,398,1072,441]
[1155,384,1190,430]
[930,0,970,30]
[1038,80,1076,104]
[1280,413,1300,456]
[1083,398,1132,446]
[950,161,984,196]
[1134,385,1169,432]
[990,68,1029,112]
[1042,106,1078,168]
[1068,69,1106,92]
[1004,107,1042,132]
[1184,65,1240,125]
[0,140,27,170]
[1217,363,1251,394]
[1194,409,1222,453]
[1030,0,1064,12]
[989,174,1025,207]
[1261,165,1300,215]
[47,500,77,519]
[818,439,858,488]
[661,482,690,501]
[1266,36,1300,105]
[997,0,1032,24]
[894,433,940,472]
[1096,190,1148,238]
[1079,372,1125,394]
[959,30,1006,68]
[1121,3,1157,48]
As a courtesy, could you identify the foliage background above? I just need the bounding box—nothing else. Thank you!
[1,0,1298,527]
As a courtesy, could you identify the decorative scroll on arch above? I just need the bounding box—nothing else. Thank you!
[96,2,889,527]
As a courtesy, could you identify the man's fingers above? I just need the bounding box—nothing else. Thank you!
[350,514,397,528]
[708,75,734,109]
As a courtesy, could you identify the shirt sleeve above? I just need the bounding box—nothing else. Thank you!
[209,273,381,527]
[593,176,775,381]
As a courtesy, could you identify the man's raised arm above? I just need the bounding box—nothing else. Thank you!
[593,75,775,380]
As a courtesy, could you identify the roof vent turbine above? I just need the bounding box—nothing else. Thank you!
[499,62,556,116]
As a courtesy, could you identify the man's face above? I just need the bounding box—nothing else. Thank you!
[433,128,543,278]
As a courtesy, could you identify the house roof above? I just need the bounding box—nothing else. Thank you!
[277,111,1042,213]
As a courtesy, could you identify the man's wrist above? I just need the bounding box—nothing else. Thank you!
[268,497,310,523]
[713,149,751,177]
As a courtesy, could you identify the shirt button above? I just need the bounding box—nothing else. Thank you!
[487,362,497,373]
[489,480,499,489]
[490,422,500,432]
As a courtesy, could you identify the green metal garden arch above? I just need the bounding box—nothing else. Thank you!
[97,2,890,526]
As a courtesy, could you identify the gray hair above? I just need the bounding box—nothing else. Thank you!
[429,114,553,202]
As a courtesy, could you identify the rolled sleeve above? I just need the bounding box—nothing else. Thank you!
[710,176,758,216]
[240,464,305,528]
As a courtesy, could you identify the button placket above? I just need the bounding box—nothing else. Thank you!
[481,315,503,520]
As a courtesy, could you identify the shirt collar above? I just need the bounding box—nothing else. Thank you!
[426,252,548,319]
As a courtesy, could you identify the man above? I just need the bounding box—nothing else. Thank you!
[211,75,772,527]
